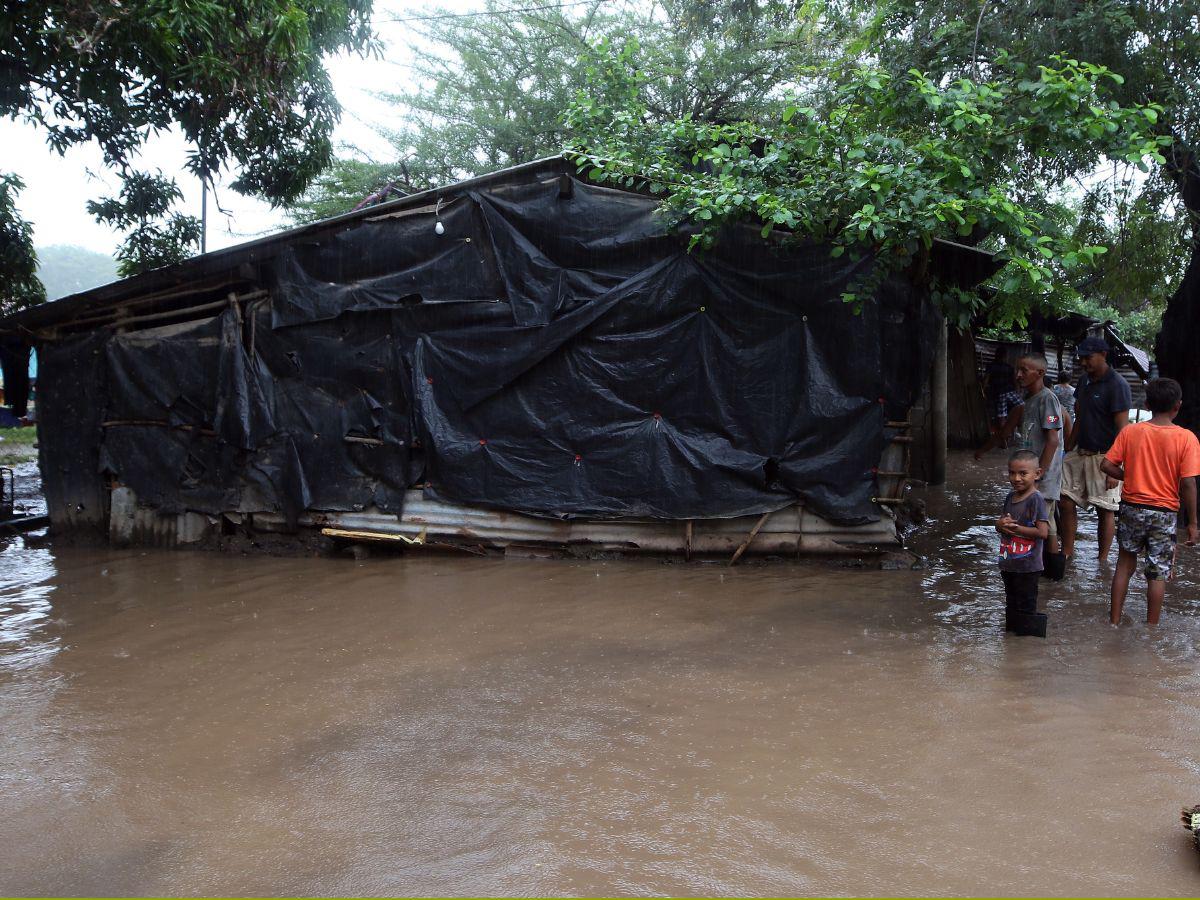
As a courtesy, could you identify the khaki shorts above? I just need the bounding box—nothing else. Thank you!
[1044,499,1058,539]
[1061,450,1122,512]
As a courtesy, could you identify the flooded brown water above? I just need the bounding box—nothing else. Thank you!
[3,451,1200,896]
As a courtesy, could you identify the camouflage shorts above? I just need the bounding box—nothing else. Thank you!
[1117,504,1179,581]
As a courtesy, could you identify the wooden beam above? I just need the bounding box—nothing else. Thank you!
[728,512,771,566]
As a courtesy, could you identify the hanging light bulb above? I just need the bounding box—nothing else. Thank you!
[434,221,445,235]
[434,197,444,235]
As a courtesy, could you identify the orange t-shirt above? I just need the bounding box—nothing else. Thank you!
[1105,422,1200,510]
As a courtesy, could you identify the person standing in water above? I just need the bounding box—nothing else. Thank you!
[1061,336,1131,564]
[1052,369,1075,437]
[997,449,1050,636]
[976,353,1065,572]
[984,347,1021,448]
[1101,378,1200,625]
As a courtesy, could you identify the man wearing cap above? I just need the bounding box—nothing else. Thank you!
[1061,336,1131,563]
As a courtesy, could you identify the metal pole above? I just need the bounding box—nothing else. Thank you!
[200,179,208,254]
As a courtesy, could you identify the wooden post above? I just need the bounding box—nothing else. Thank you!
[729,512,771,566]
[930,316,948,486]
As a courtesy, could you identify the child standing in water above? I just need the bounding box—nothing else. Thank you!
[1100,378,1200,625]
[998,449,1051,637]
[976,354,1064,576]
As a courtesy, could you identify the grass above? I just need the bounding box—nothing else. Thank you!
[0,427,38,466]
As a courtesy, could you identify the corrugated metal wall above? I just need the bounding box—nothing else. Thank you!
[974,336,1147,408]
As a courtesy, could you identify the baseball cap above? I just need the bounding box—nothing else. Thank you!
[1075,336,1110,356]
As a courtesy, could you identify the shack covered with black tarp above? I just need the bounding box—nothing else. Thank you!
[0,157,996,554]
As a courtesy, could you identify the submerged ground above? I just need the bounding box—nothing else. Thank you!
[2,451,1199,896]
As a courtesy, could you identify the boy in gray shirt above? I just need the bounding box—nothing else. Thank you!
[977,352,1065,566]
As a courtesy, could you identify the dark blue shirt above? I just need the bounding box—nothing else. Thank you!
[1074,366,1131,452]
[999,490,1049,573]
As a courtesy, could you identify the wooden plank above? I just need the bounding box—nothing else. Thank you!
[321,527,427,545]
[728,512,771,567]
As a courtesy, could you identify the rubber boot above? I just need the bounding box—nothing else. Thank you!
[1010,610,1048,638]
[1041,552,1066,581]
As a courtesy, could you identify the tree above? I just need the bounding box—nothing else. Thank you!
[843,0,1200,422]
[1,0,376,278]
[289,0,814,222]
[85,171,204,277]
[1065,174,1187,347]
[288,158,419,224]
[568,40,1167,328]
[0,175,45,317]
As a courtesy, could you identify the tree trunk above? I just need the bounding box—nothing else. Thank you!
[1155,146,1200,429]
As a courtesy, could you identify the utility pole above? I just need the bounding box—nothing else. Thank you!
[200,178,208,254]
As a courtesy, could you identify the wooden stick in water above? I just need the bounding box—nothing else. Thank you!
[729,512,771,567]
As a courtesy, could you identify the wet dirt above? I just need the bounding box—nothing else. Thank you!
[2,451,1199,896]
[6,458,46,518]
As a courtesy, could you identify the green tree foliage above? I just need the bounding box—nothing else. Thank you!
[569,41,1167,328]
[1,0,376,278]
[289,0,811,222]
[838,0,1200,413]
[963,179,1184,349]
[86,171,203,276]
[1065,174,1187,346]
[35,244,118,300]
[290,158,418,224]
[0,175,45,317]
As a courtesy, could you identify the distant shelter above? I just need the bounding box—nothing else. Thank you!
[946,312,1152,450]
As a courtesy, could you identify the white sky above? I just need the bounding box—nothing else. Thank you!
[1,0,469,257]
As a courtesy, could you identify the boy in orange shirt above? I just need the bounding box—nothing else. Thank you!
[1101,379,1200,625]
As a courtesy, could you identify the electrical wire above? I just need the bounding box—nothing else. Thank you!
[374,0,611,24]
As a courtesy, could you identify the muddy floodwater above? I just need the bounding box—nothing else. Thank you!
[3,451,1200,896]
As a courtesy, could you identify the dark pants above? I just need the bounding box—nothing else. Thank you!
[1002,570,1047,637]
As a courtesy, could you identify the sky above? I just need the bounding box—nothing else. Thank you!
[1,0,473,257]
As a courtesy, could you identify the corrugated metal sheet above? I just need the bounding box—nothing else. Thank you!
[252,490,899,556]
[102,484,901,555]
[975,336,1147,407]
[109,486,211,547]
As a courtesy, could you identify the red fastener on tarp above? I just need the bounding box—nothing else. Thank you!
[479,439,487,445]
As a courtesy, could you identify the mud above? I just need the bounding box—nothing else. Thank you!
[3,458,43,518]
[3,451,1200,896]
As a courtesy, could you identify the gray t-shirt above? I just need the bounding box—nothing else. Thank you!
[1074,367,1132,452]
[1016,386,1064,501]
[999,490,1049,572]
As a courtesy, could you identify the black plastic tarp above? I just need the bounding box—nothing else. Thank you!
[41,164,936,528]
[0,338,30,418]
[37,331,109,530]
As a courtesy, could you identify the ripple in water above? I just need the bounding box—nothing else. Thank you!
[0,538,60,671]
